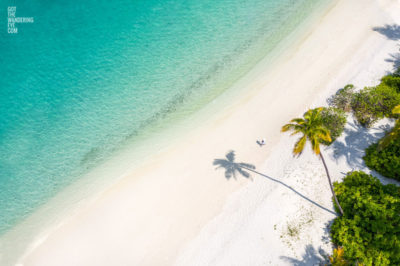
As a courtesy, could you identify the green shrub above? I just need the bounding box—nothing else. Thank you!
[351,85,400,127]
[394,67,400,77]
[364,136,400,181]
[329,84,355,112]
[381,75,400,93]
[320,107,347,145]
[331,171,400,266]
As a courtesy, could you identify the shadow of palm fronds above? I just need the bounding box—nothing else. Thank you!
[372,24,400,41]
[213,151,337,215]
[385,52,400,73]
[213,150,255,179]
[280,244,329,266]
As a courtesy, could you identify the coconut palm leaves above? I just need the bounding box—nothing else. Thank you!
[282,107,344,215]
[282,108,332,156]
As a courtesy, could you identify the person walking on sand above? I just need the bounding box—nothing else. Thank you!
[260,138,266,146]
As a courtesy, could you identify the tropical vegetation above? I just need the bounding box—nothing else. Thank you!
[329,247,350,266]
[281,69,400,265]
[329,71,400,128]
[378,104,400,150]
[320,107,347,145]
[331,171,400,266]
[351,85,400,127]
[364,105,400,181]
[364,139,400,181]
[329,84,354,112]
[281,107,344,215]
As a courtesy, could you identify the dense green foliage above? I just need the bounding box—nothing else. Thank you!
[329,84,355,112]
[329,72,400,127]
[377,108,400,150]
[329,247,350,266]
[380,75,400,92]
[331,171,400,265]
[320,107,347,145]
[327,71,400,266]
[351,85,400,127]
[364,136,400,181]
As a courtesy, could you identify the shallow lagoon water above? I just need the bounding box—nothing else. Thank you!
[0,0,327,235]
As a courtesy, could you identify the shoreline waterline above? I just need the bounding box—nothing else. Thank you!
[1,0,336,264]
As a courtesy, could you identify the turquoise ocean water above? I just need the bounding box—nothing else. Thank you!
[1,0,328,236]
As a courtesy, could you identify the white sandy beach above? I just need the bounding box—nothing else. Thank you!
[14,0,400,265]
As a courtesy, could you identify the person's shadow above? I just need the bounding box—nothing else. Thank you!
[213,151,337,215]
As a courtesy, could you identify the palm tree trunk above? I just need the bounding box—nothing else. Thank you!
[319,152,344,216]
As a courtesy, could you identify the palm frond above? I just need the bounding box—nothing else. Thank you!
[310,136,321,154]
[290,130,303,136]
[281,123,296,132]
[290,118,305,124]
[283,107,329,156]
[303,109,313,120]
[293,135,307,156]
[314,127,332,142]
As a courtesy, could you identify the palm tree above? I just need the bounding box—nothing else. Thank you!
[282,107,344,215]
[378,105,400,150]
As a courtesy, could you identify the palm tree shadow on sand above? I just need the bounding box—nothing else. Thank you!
[213,150,256,180]
[213,151,336,215]
[372,24,400,41]
[280,244,329,266]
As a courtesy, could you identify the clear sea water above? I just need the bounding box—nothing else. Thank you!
[0,0,328,237]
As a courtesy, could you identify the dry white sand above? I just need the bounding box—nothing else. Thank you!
[17,0,400,265]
